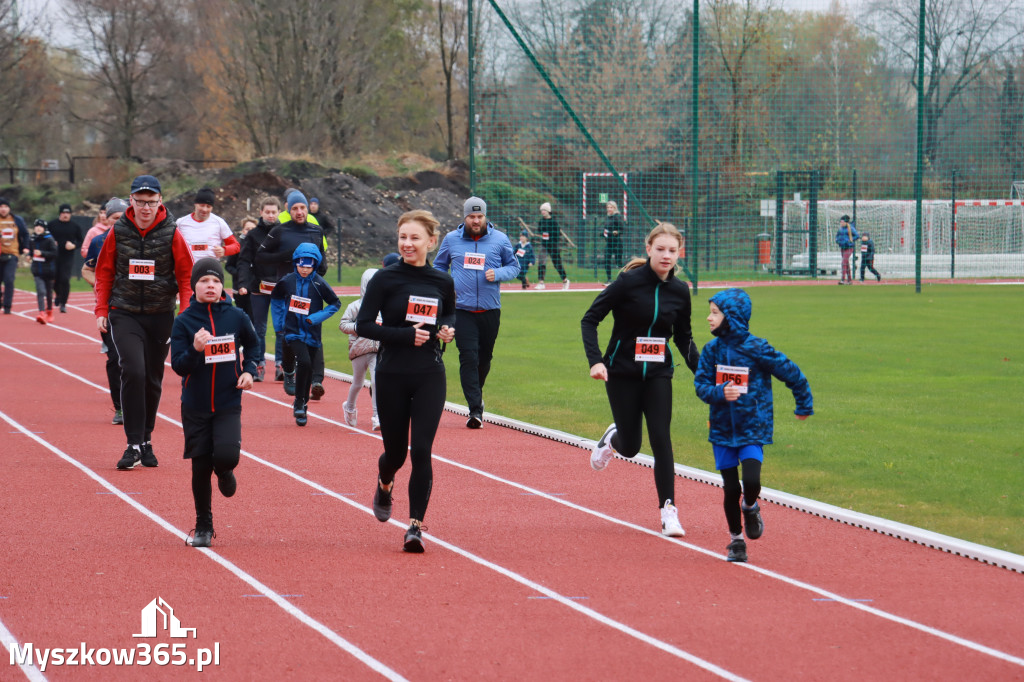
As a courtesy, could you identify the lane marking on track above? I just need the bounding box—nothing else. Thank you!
[0,408,407,682]
[6,327,1024,668]
[0,616,47,681]
[0,341,750,681]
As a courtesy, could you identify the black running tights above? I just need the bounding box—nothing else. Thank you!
[605,375,676,508]
[721,460,762,536]
[183,406,242,530]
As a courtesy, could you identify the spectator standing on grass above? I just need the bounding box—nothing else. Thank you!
[359,210,455,553]
[171,258,260,548]
[433,196,519,428]
[602,201,626,285]
[694,288,813,563]
[535,202,570,290]
[225,217,257,323]
[30,219,58,324]
[82,198,128,426]
[0,197,30,315]
[835,214,859,285]
[48,203,81,313]
[514,230,534,289]
[257,191,328,399]
[94,175,193,470]
[236,196,282,383]
[859,232,881,282]
[338,267,381,431]
[582,222,700,538]
[176,188,241,263]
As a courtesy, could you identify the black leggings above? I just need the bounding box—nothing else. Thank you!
[376,369,446,522]
[34,276,54,310]
[183,406,242,530]
[283,339,325,384]
[102,329,122,411]
[109,309,173,444]
[538,248,566,281]
[605,375,676,507]
[287,340,321,407]
[721,460,762,536]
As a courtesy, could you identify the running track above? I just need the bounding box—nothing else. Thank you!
[1,288,1022,681]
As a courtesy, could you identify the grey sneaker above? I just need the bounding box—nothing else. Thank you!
[742,502,764,540]
[111,409,123,425]
[726,539,748,562]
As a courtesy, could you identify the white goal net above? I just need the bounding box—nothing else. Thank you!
[780,199,1024,278]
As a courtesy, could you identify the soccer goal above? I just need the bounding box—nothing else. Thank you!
[782,199,1024,278]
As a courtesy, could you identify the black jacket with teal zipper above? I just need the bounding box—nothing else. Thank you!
[581,259,699,380]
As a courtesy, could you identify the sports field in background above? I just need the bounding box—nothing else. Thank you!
[27,271,1022,554]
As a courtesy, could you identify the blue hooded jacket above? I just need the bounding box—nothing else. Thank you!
[270,242,340,347]
[433,223,519,311]
[835,220,859,249]
[694,289,813,448]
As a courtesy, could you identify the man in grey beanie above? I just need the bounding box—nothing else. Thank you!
[434,196,519,428]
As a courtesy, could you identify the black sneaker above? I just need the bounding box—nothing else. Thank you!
[726,539,748,563]
[742,502,764,540]
[373,479,393,522]
[140,443,158,468]
[217,470,237,498]
[284,372,296,396]
[294,403,307,426]
[116,446,141,470]
[310,382,325,400]
[403,523,424,553]
[466,412,483,429]
[187,528,215,548]
[111,409,123,425]
[274,364,284,381]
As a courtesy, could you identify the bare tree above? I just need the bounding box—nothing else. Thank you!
[435,0,467,160]
[0,0,49,154]
[865,0,1024,168]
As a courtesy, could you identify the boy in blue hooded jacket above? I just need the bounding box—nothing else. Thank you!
[270,243,340,425]
[694,288,813,563]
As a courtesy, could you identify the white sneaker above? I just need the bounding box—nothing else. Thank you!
[536,282,546,290]
[590,423,617,471]
[660,500,686,537]
[371,416,380,432]
[562,278,570,290]
[343,406,358,427]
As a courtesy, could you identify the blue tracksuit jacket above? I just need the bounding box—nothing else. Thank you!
[433,223,519,311]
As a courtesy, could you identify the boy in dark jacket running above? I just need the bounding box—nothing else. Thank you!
[694,288,813,563]
[30,219,59,324]
[270,243,340,425]
[171,258,260,548]
[859,232,881,282]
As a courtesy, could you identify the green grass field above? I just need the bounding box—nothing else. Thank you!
[19,269,1022,553]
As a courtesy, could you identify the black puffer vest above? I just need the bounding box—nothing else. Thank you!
[109,213,180,314]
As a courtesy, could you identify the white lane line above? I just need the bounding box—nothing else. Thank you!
[0,616,48,681]
[8,327,1024,669]
[0,341,750,680]
[0,408,406,682]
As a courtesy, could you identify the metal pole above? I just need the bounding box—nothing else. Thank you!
[950,169,956,279]
[809,170,819,278]
[774,171,784,274]
[336,225,342,283]
[914,0,926,293]
[690,0,700,294]
[467,0,476,193]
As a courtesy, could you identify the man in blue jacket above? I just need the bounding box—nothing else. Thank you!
[434,197,519,428]
[835,214,859,285]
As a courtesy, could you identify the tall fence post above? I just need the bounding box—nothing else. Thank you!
[467,0,476,194]
[950,169,957,280]
[690,0,700,294]
[913,0,926,293]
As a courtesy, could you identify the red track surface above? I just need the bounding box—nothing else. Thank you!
[1,288,1022,681]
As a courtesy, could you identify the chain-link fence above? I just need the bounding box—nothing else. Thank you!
[468,0,1024,288]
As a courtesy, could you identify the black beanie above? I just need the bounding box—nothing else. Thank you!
[194,188,216,206]
[191,258,224,290]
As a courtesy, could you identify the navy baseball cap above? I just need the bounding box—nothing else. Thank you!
[130,175,161,194]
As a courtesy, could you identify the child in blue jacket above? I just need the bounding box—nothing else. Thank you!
[514,230,535,289]
[694,288,813,563]
[171,258,261,548]
[271,243,340,425]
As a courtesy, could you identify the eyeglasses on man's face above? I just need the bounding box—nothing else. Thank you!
[131,197,160,208]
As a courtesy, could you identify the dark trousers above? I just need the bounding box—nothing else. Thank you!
[235,292,253,323]
[605,375,676,507]
[376,369,446,522]
[109,309,173,444]
[722,460,762,536]
[33,276,55,310]
[538,248,566,281]
[604,242,623,281]
[0,256,16,311]
[287,340,321,407]
[183,405,242,531]
[250,294,273,364]
[454,308,501,415]
[102,329,122,411]
[860,259,880,280]
[54,254,75,306]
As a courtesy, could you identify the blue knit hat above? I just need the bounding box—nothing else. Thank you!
[287,191,308,211]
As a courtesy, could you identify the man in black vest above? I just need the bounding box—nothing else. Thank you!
[94,175,194,470]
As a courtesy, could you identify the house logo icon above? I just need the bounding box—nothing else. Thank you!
[133,597,197,639]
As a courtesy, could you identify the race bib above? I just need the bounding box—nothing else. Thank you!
[463,252,486,271]
[128,258,155,281]
[33,255,45,262]
[541,232,550,241]
[0,228,13,241]
[289,295,311,315]
[259,280,275,295]
[405,295,439,325]
[204,335,236,364]
[516,248,525,258]
[860,244,868,253]
[716,364,749,394]
[635,337,666,363]
[190,241,209,253]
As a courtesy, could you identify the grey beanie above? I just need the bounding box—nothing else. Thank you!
[105,197,129,215]
[463,196,487,218]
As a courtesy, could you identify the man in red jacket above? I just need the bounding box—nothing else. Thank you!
[94,175,193,470]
